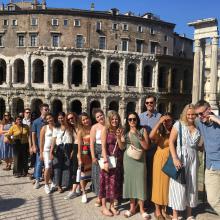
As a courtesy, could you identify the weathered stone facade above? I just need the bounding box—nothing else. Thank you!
[0,1,193,119]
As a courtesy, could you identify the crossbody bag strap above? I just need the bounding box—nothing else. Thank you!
[179,121,183,161]
[112,139,117,156]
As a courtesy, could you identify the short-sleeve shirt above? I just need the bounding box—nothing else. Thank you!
[32,117,46,148]
[196,117,220,170]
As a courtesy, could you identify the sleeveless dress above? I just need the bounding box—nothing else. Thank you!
[81,134,92,181]
[91,129,102,196]
[99,132,123,201]
[0,123,13,159]
[151,133,170,205]
[123,128,147,200]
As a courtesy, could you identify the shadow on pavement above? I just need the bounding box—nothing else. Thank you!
[0,198,26,211]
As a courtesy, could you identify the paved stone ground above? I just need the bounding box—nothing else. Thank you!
[0,163,220,220]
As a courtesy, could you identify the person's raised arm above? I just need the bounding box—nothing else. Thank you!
[139,128,150,150]
[116,128,125,150]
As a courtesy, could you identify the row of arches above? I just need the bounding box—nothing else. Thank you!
[0,97,185,121]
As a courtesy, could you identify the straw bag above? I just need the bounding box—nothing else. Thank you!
[98,141,117,169]
[127,132,143,160]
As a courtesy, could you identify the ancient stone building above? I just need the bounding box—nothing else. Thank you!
[0,0,193,119]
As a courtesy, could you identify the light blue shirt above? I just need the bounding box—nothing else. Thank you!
[196,117,220,170]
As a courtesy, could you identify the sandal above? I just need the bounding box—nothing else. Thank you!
[110,207,120,215]
[186,217,195,220]
[141,212,151,220]
[101,209,113,217]
[95,199,101,207]
[124,210,135,218]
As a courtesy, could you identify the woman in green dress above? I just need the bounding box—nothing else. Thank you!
[123,112,150,220]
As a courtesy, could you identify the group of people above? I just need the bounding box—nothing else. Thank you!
[0,96,220,220]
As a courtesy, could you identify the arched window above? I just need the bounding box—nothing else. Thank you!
[70,100,82,115]
[183,69,192,92]
[109,101,119,112]
[91,61,101,87]
[158,66,168,89]
[31,99,43,117]
[90,100,101,117]
[33,59,44,83]
[127,64,136,86]
[109,62,119,86]
[51,100,63,118]
[171,68,179,91]
[143,65,152,87]
[126,102,136,116]
[0,59,6,85]
[12,98,24,116]
[0,98,6,120]
[14,59,25,83]
[52,60,63,84]
[72,60,83,86]
[158,103,166,114]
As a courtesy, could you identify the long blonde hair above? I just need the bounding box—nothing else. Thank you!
[105,110,122,130]
[180,104,196,125]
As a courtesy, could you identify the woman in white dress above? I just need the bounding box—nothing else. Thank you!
[169,104,200,220]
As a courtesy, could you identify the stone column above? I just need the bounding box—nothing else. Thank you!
[119,97,126,124]
[103,98,108,116]
[6,61,12,87]
[44,56,51,88]
[83,55,90,89]
[154,61,159,93]
[138,98,144,114]
[120,58,127,91]
[64,56,70,88]
[168,66,172,93]
[192,39,201,104]
[138,59,144,93]
[25,54,31,87]
[209,36,219,111]
[102,56,108,90]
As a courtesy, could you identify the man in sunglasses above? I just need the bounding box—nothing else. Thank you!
[195,100,220,216]
[139,95,161,206]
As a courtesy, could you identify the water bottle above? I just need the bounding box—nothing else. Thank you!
[76,166,81,183]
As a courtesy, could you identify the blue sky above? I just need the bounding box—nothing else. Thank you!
[5,0,220,39]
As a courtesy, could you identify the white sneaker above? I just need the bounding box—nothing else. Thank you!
[50,182,56,191]
[64,191,78,200]
[81,194,87,203]
[44,184,51,194]
[34,180,40,189]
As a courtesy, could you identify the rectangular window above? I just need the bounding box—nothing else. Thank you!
[12,19,17,26]
[52,19,58,26]
[164,35,168,41]
[112,23,118,30]
[136,40,143,53]
[18,35,25,47]
[31,18,38,26]
[96,21,101,31]
[123,24,128,31]
[64,19,68,26]
[137,25,143,33]
[150,42,157,54]
[150,28,155,35]
[52,35,59,47]
[121,39,128,51]
[99,36,106,49]
[3,19,8,26]
[76,35,84,48]
[30,34,37,47]
[74,19,80,27]
[0,35,3,47]
[163,47,168,55]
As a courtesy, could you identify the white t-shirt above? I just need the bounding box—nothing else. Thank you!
[52,127,73,145]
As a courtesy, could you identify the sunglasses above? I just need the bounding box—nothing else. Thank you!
[196,108,208,117]
[128,117,137,122]
[145,101,154,105]
[4,114,9,116]
[25,112,31,114]
[67,117,74,120]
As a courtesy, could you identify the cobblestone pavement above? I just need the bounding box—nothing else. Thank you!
[0,164,220,220]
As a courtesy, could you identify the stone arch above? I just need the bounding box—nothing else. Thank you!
[0,98,6,120]
[91,61,101,87]
[33,59,44,83]
[0,59,6,85]
[12,98,24,116]
[31,98,43,117]
[72,60,83,86]
[127,63,136,86]
[70,100,82,115]
[109,62,119,86]
[14,59,25,83]
[52,59,63,84]
[51,99,63,118]
[143,65,153,87]
[171,103,179,120]
[158,66,168,89]
[171,68,179,91]
[126,101,136,116]
[158,103,166,114]
[109,101,119,112]
[90,100,101,117]
[183,69,192,92]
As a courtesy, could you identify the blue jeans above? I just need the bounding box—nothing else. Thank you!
[34,152,43,181]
